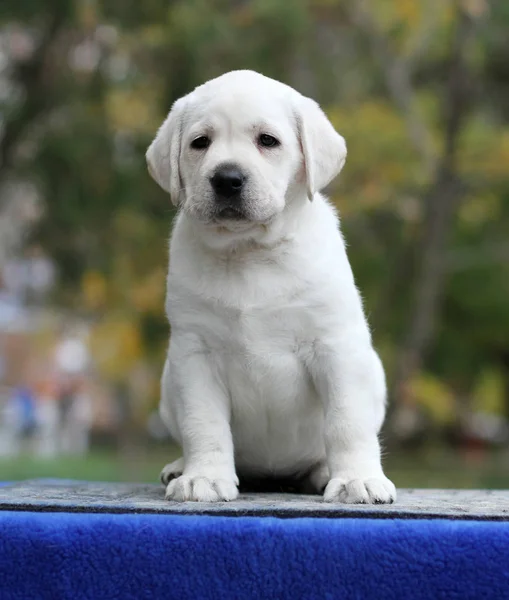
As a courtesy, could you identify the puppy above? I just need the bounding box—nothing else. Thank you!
[147,70,396,504]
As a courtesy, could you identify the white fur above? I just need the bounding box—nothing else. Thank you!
[147,70,396,504]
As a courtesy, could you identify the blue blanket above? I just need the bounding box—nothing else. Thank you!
[1,510,509,600]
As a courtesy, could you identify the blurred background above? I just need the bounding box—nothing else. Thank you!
[0,0,508,488]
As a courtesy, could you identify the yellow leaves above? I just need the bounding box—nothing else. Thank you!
[329,101,412,170]
[82,271,108,310]
[327,100,418,212]
[310,0,339,7]
[138,25,169,47]
[459,192,501,228]
[76,0,99,29]
[460,124,509,180]
[457,119,509,230]
[88,317,142,380]
[130,268,166,314]
[78,209,167,324]
[408,373,456,424]
[472,370,504,416]
[363,0,454,60]
[113,209,157,240]
[106,88,161,134]
[81,262,165,317]
[394,0,421,27]
[405,367,504,427]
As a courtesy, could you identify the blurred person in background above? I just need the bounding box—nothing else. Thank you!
[0,385,37,457]
[33,372,60,458]
[54,327,92,456]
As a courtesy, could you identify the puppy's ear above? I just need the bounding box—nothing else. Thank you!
[296,97,347,201]
[146,98,186,207]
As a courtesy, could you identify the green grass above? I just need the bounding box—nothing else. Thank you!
[0,446,507,489]
[0,447,180,484]
[385,448,509,490]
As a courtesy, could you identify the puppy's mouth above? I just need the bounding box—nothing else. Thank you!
[215,205,247,221]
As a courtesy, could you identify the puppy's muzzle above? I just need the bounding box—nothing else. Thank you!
[210,164,245,198]
[210,164,248,219]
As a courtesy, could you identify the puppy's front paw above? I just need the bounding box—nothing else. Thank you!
[165,475,239,502]
[324,476,396,504]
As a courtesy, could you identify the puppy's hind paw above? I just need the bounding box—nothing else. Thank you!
[160,457,184,486]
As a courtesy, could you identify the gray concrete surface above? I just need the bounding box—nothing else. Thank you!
[1,480,509,520]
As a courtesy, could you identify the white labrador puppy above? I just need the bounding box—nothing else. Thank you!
[147,70,396,504]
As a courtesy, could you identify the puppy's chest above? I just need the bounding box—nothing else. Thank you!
[182,290,317,358]
[219,302,318,438]
[203,297,318,406]
[170,257,323,349]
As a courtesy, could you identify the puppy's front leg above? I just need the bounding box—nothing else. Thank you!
[311,338,396,504]
[163,348,239,502]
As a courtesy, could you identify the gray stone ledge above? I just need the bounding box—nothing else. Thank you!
[1,480,509,520]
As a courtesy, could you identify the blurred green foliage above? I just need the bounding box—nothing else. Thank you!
[1,0,509,435]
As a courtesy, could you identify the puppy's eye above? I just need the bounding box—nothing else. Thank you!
[258,134,280,148]
[190,136,211,150]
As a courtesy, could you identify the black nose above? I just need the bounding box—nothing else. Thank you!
[210,166,245,199]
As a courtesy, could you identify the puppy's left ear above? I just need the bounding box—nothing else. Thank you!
[146,97,186,206]
[296,97,347,201]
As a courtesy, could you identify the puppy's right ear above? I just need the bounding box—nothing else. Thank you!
[146,98,186,207]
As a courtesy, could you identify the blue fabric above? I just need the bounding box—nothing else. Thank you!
[1,511,509,600]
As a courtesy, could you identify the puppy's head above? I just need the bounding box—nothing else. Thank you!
[147,70,346,228]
